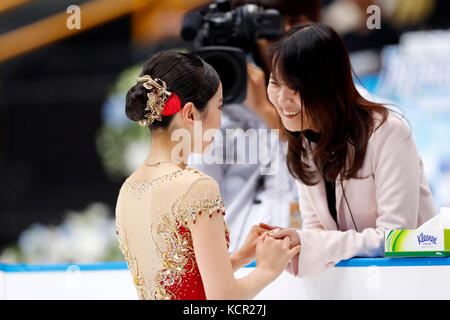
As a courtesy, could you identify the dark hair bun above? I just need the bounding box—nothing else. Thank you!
[125,51,220,130]
[125,83,147,122]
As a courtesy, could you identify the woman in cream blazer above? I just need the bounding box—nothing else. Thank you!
[263,23,436,277]
[290,113,436,277]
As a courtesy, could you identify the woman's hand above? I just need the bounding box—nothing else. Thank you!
[233,224,271,269]
[259,223,301,276]
[259,223,301,247]
[255,233,301,281]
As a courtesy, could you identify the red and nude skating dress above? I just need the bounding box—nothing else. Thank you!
[115,166,230,300]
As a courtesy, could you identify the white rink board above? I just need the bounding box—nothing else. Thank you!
[1,258,450,300]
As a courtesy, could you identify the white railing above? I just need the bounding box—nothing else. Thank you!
[1,258,450,299]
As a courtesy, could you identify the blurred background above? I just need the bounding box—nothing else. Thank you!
[0,0,449,264]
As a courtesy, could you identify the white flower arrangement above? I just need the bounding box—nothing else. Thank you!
[0,202,123,264]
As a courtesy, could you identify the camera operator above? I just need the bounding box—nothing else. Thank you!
[236,0,320,132]
[188,0,321,254]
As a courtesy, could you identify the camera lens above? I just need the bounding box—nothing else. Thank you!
[205,53,240,102]
[191,47,247,104]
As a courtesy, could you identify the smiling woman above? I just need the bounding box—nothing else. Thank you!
[268,23,391,185]
[264,23,437,278]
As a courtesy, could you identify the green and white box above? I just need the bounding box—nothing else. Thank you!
[385,229,450,257]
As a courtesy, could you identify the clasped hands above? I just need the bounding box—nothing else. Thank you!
[236,222,301,277]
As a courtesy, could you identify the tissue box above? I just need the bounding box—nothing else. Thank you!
[385,229,450,257]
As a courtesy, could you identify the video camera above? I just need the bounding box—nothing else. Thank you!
[181,0,284,104]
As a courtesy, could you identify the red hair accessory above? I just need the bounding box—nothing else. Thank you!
[136,75,183,126]
[161,92,182,116]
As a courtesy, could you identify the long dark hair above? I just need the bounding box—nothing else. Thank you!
[125,51,220,131]
[271,23,389,185]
